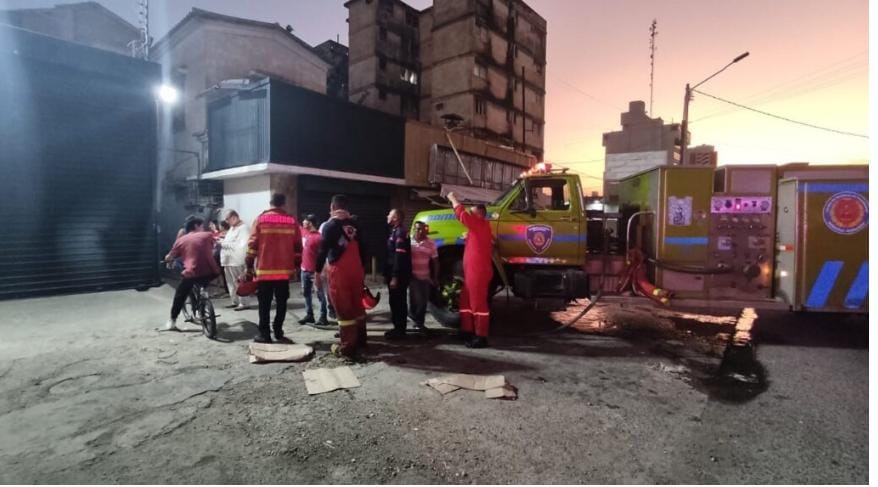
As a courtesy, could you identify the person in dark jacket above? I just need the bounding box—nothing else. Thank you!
[383,209,411,339]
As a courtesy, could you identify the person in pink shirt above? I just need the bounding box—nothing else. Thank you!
[162,217,221,331]
[299,214,329,327]
[409,221,438,333]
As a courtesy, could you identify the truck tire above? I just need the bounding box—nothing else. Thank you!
[429,249,463,328]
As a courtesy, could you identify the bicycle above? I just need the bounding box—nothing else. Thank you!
[181,279,217,339]
[163,261,218,339]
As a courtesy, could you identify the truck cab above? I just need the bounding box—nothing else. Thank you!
[413,164,590,324]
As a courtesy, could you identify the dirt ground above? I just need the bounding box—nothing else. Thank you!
[0,282,868,484]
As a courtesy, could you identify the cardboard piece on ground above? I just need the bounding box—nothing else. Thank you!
[248,343,313,364]
[485,384,518,400]
[303,366,360,395]
[422,374,517,400]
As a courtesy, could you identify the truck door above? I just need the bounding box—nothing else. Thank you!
[497,177,583,265]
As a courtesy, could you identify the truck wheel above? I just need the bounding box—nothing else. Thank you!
[429,250,463,328]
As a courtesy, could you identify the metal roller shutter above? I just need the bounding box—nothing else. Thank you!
[0,27,160,299]
[297,177,392,275]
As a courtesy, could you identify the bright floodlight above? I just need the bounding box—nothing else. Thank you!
[156,84,179,105]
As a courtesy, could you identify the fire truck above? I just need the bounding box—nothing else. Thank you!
[412,162,868,326]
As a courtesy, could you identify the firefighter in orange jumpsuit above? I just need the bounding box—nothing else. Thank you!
[447,192,494,348]
[316,194,368,357]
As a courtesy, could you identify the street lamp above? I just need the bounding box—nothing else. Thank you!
[679,51,749,165]
[155,83,179,105]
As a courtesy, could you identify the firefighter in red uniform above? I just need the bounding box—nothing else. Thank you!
[245,193,302,344]
[447,192,494,348]
[316,194,368,357]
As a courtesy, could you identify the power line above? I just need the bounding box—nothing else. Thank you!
[691,52,867,123]
[547,72,627,112]
[692,89,868,139]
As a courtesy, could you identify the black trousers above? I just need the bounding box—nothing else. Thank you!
[257,280,290,337]
[171,276,213,320]
[389,278,410,331]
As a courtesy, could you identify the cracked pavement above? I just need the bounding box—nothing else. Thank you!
[0,284,867,483]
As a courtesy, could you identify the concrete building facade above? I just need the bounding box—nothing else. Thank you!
[0,1,140,56]
[346,0,547,159]
[149,8,330,252]
[601,100,686,203]
[313,39,350,100]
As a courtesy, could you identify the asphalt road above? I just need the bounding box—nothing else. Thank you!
[0,283,867,484]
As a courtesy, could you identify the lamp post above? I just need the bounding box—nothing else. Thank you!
[679,51,749,165]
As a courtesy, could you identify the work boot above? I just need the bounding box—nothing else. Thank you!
[384,329,406,340]
[274,334,294,345]
[456,331,473,343]
[466,336,489,349]
[253,334,272,344]
[298,314,315,325]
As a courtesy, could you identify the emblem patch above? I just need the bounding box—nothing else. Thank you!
[823,192,868,235]
[526,224,553,254]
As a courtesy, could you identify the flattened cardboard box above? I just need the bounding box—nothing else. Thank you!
[303,367,360,395]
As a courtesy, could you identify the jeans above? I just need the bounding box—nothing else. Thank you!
[171,276,213,320]
[301,270,327,319]
[257,280,290,338]
[408,278,431,326]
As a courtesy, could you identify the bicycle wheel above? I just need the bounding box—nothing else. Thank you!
[182,291,197,323]
[200,297,217,339]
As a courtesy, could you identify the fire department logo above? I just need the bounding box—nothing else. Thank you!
[526,224,553,255]
[823,192,868,235]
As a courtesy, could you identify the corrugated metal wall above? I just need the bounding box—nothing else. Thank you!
[207,78,405,180]
[0,27,160,299]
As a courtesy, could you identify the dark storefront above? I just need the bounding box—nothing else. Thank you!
[0,25,160,299]
[207,78,406,272]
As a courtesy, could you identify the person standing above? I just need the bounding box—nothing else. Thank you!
[245,193,302,344]
[299,214,329,327]
[163,217,221,331]
[318,217,337,321]
[383,209,411,339]
[409,221,438,334]
[220,209,253,310]
[316,194,367,357]
[446,192,494,348]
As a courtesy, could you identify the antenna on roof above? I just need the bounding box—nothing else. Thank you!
[129,0,149,59]
[648,19,658,116]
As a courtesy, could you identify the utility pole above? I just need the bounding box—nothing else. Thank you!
[521,65,526,153]
[648,19,658,116]
[679,51,749,165]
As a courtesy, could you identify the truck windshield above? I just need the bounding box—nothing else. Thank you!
[492,180,521,205]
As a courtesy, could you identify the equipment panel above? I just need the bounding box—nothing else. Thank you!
[707,194,775,299]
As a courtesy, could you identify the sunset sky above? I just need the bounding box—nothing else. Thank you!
[2,0,868,194]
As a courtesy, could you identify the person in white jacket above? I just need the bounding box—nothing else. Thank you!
[220,209,253,310]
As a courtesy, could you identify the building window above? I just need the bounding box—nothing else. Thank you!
[475,98,486,115]
[379,27,387,40]
[473,64,487,79]
[379,57,387,71]
[379,89,387,100]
